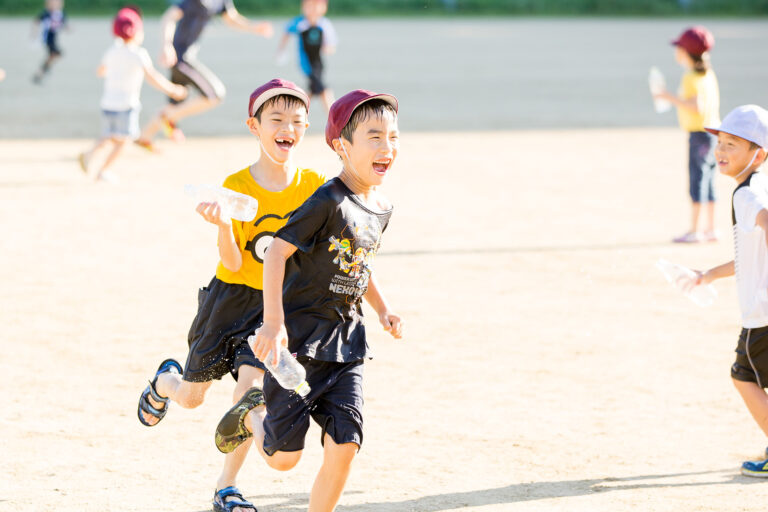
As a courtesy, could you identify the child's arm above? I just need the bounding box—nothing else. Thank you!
[654,89,699,113]
[96,65,106,77]
[158,5,183,68]
[221,5,273,37]
[143,61,187,101]
[249,238,297,366]
[363,273,403,339]
[691,260,735,289]
[195,202,242,272]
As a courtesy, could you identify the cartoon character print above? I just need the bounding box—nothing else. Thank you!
[327,222,382,303]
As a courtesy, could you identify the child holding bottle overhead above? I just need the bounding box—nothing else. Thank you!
[654,26,721,243]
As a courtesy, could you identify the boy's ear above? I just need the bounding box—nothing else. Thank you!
[331,137,346,156]
[245,117,260,137]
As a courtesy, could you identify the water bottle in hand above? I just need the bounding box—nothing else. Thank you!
[648,67,672,113]
[259,343,311,397]
[184,184,259,223]
[656,258,717,307]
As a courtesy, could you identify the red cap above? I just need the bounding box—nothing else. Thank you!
[113,7,142,40]
[671,26,714,56]
[248,78,309,118]
[325,89,398,149]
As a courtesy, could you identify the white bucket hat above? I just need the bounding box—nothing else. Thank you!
[705,104,768,149]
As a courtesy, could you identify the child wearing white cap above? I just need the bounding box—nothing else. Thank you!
[684,104,768,476]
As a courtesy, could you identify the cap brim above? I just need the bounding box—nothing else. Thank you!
[353,93,399,116]
[704,126,720,135]
[249,87,310,117]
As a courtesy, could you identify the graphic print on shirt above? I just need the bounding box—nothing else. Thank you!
[327,222,382,304]
[244,211,293,264]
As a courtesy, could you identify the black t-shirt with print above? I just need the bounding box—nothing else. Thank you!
[275,177,392,363]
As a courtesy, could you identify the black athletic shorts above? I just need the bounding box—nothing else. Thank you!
[184,277,265,382]
[731,326,768,388]
[262,358,364,456]
[307,65,326,95]
[46,31,61,57]
[169,57,226,104]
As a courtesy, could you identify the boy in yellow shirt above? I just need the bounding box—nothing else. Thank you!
[136,78,325,512]
[655,26,721,243]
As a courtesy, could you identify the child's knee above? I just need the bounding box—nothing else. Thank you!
[175,381,210,408]
[265,451,301,472]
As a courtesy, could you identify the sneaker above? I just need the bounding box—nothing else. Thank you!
[742,458,768,477]
[77,153,89,174]
[161,117,185,143]
[134,139,159,153]
[672,232,702,244]
[702,230,720,242]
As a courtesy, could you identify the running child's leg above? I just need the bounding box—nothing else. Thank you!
[216,365,265,489]
[733,378,768,437]
[319,89,334,113]
[95,137,128,179]
[308,435,358,512]
[244,406,303,471]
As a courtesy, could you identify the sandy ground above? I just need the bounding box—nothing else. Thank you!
[2,127,768,511]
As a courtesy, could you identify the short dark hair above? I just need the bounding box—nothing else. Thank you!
[688,51,711,74]
[750,141,763,150]
[340,99,397,144]
[254,94,307,122]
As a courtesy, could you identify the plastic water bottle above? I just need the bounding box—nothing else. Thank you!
[648,67,672,113]
[257,343,311,397]
[655,258,717,307]
[184,184,259,223]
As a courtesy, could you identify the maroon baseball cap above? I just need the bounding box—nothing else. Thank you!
[325,90,398,149]
[113,7,142,40]
[671,26,714,56]
[248,78,309,118]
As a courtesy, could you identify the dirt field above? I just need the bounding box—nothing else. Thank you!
[4,14,768,512]
[2,127,768,511]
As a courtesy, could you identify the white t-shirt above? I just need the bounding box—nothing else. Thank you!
[100,39,152,111]
[733,171,768,328]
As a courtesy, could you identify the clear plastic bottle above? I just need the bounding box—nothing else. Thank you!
[648,67,672,113]
[656,258,718,307]
[260,344,311,397]
[184,184,259,223]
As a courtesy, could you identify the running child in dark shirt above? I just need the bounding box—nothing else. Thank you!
[277,0,336,112]
[214,89,403,512]
[32,0,68,84]
[136,0,272,150]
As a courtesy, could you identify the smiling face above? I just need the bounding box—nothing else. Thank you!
[714,132,766,181]
[247,96,309,164]
[335,105,399,188]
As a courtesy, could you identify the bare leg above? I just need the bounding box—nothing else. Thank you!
[95,138,128,179]
[215,366,265,512]
[320,89,335,113]
[244,406,302,471]
[139,372,212,425]
[690,201,702,234]
[138,97,219,143]
[733,378,768,437]
[80,137,111,174]
[308,434,358,512]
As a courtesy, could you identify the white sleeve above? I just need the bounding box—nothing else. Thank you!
[322,19,337,47]
[137,47,152,69]
[734,186,768,231]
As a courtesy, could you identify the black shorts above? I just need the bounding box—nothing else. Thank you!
[307,65,326,95]
[262,358,364,456]
[731,326,768,388]
[45,31,61,57]
[169,57,226,104]
[184,277,265,383]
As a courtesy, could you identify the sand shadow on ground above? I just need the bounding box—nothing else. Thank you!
[205,469,759,512]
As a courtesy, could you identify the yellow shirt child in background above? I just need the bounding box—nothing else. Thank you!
[654,26,721,244]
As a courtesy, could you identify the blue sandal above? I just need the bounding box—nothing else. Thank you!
[213,486,257,512]
[137,358,183,427]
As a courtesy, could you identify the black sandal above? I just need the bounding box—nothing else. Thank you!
[215,387,264,453]
[137,358,182,427]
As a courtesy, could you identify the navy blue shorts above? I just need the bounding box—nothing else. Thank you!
[688,131,716,203]
[732,326,768,388]
[184,277,266,382]
[262,358,364,456]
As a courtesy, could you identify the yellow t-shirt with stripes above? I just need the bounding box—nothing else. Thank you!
[677,69,720,132]
[215,167,326,290]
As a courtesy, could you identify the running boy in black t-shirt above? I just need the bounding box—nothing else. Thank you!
[215,90,403,511]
